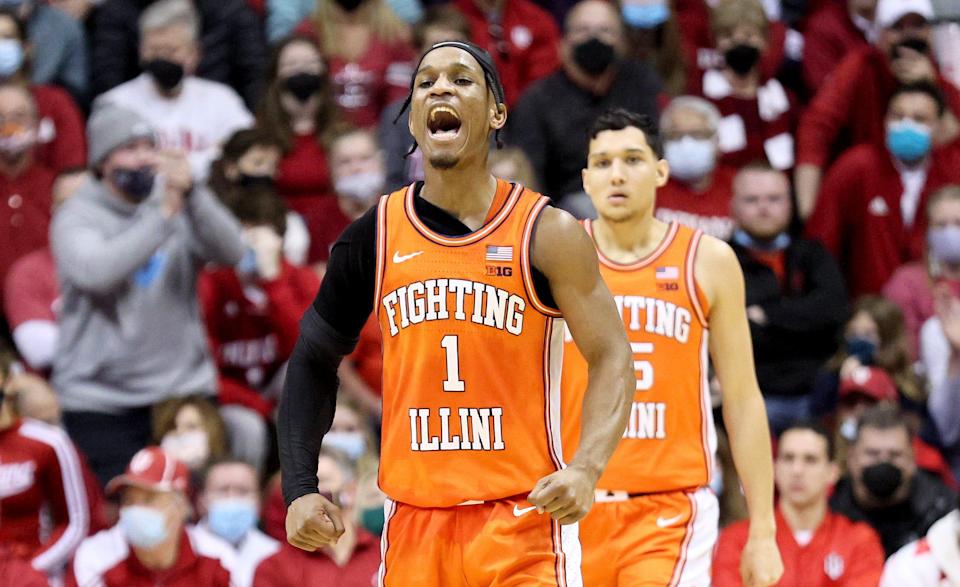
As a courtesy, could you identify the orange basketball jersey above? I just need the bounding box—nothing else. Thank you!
[374,179,565,507]
[561,220,717,494]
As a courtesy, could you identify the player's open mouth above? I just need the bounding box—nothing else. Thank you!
[427,105,462,141]
[608,192,628,203]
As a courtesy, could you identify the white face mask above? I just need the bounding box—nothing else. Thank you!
[161,429,210,470]
[322,431,366,461]
[334,170,385,203]
[664,136,717,183]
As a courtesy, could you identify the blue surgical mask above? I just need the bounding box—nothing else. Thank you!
[929,225,960,264]
[236,248,258,275]
[664,136,716,183]
[385,0,422,23]
[111,166,156,202]
[886,119,932,163]
[207,499,258,544]
[622,2,669,29]
[732,229,790,251]
[119,505,169,548]
[0,39,23,77]
[845,337,876,365]
[323,431,366,461]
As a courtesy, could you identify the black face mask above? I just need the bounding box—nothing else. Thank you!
[861,462,904,500]
[573,38,616,76]
[284,72,324,103]
[239,174,275,189]
[333,0,364,12]
[111,166,156,201]
[723,44,761,76]
[143,58,185,91]
[892,37,930,59]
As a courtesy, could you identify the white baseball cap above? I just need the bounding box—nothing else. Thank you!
[876,0,935,29]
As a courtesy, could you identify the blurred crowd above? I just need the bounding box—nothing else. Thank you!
[0,0,957,584]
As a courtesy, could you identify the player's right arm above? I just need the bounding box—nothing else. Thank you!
[278,206,379,551]
[527,207,635,524]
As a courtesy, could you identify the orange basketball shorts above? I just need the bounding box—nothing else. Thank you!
[377,495,582,587]
[579,486,718,587]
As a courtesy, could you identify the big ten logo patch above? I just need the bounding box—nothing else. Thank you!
[657,282,679,292]
[486,265,513,277]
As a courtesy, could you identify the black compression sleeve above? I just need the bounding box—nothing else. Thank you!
[278,307,359,506]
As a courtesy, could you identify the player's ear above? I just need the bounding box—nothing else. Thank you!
[655,156,669,187]
[490,102,507,130]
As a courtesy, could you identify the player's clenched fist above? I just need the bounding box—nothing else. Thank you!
[286,493,345,551]
[527,465,596,525]
[740,535,784,587]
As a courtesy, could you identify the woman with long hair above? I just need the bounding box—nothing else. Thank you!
[296,0,414,128]
[257,35,350,265]
[619,0,687,97]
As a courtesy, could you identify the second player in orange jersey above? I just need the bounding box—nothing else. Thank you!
[561,109,785,587]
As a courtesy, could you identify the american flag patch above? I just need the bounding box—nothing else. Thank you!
[485,245,513,262]
[656,266,679,280]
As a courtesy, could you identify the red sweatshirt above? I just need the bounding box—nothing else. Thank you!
[806,142,960,297]
[654,165,736,240]
[274,132,350,263]
[0,162,54,307]
[253,531,381,587]
[0,418,89,575]
[714,508,884,587]
[797,46,960,168]
[199,261,320,418]
[31,85,86,174]
[454,0,561,106]
[801,2,869,92]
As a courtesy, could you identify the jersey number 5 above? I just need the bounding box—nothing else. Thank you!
[441,334,465,392]
[632,342,653,391]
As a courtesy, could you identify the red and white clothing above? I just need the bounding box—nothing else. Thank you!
[698,69,797,171]
[31,85,86,174]
[454,0,561,107]
[3,247,59,371]
[67,525,234,587]
[95,74,254,180]
[199,261,320,417]
[882,510,960,587]
[883,262,935,359]
[714,508,885,587]
[0,163,55,311]
[252,529,381,587]
[654,166,737,240]
[192,523,280,587]
[806,143,960,297]
[0,418,89,575]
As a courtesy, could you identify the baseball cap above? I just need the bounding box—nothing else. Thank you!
[106,447,190,496]
[839,366,899,403]
[876,0,934,29]
[86,103,157,168]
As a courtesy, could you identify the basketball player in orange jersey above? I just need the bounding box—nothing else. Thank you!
[561,108,785,587]
[277,41,636,586]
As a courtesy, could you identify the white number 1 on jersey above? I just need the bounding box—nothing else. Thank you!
[441,334,465,392]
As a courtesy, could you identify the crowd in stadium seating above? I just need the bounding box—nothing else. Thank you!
[0,0,958,583]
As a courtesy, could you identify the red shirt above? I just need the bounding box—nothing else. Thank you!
[3,247,57,330]
[797,46,960,168]
[883,262,934,359]
[275,132,350,263]
[199,261,320,417]
[253,530,381,587]
[454,0,561,106]
[0,547,47,587]
[31,85,86,174]
[806,143,960,297]
[0,419,89,574]
[714,508,884,587]
[0,163,54,306]
[346,314,383,395]
[654,166,736,240]
[801,2,869,92]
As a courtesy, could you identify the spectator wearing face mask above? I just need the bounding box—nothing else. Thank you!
[655,95,736,240]
[67,447,235,587]
[208,128,311,267]
[714,423,884,587]
[795,0,960,218]
[3,167,83,372]
[807,82,960,298]
[0,346,89,579]
[885,185,960,357]
[253,448,381,586]
[94,0,254,182]
[0,82,55,315]
[509,0,661,211]
[51,105,244,487]
[0,9,85,174]
[619,0,687,97]
[488,145,539,190]
[199,191,320,472]
[257,35,350,266]
[802,0,875,92]
[830,404,956,557]
[695,0,797,173]
[153,396,229,476]
[728,162,848,435]
[881,504,960,587]
[194,460,280,587]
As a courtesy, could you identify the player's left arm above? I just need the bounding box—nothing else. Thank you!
[527,207,635,525]
[695,235,783,587]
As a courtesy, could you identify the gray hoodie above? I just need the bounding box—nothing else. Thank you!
[50,176,245,413]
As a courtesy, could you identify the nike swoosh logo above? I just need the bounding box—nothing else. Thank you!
[656,514,684,528]
[513,505,537,517]
[393,251,423,263]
